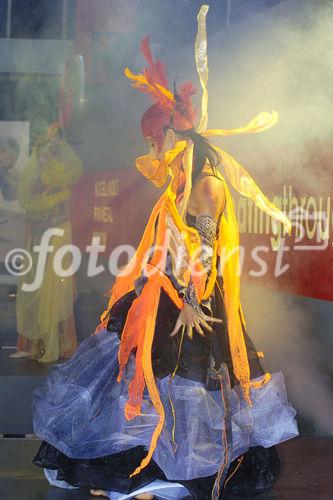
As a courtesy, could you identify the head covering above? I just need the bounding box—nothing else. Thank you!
[34,122,62,155]
[18,122,82,213]
[126,37,196,151]
[125,26,290,234]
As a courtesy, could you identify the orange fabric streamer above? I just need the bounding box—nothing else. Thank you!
[98,3,291,476]
[251,372,272,388]
[96,130,286,474]
[100,194,165,323]
[96,147,209,476]
[217,187,252,404]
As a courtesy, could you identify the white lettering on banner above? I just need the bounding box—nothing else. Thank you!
[234,185,331,251]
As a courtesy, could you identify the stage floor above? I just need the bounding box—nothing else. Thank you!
[0,437,331,499]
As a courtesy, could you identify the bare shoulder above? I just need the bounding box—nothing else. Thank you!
[194,166,225,198]
[192,167,226,218]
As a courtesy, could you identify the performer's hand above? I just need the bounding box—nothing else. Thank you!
[170,303,222,340]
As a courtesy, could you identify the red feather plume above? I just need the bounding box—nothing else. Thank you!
[125,36,197,128]
[140,36,169,89]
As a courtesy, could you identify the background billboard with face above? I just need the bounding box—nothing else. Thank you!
[0,121,29,263]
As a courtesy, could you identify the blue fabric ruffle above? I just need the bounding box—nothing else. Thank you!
[34,329,298,482]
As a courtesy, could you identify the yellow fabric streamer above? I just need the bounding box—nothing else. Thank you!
[215,144,291,233]
[192,4,290,405]
[193,7,289,234]
[99,2,291,480]
[202,111,279,137]
[176,141,194,219]
[195,4,210,133]
[251,373,272,388]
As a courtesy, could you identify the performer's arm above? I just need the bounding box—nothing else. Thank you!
[184,175,225,308]
[183,213,217,311]
[41,141,83,189]
[171,175,225,338]
[22,189,71,212]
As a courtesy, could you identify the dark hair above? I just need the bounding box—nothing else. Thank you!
[172,128,221,183]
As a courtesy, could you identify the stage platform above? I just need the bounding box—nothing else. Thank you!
[0,348,55,435]
[0,437,332,500]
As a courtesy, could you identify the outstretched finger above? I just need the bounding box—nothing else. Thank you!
[186,324,193,340]
[194,320,205,337]
[199,318,213,333]
[203,314,223,323]
[170,318,183,337]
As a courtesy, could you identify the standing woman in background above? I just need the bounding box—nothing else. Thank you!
[12,124,82,362]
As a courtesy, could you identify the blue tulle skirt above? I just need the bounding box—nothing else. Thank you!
[33,328,298,497]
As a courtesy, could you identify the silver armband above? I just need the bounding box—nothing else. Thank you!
[183,214,217,309]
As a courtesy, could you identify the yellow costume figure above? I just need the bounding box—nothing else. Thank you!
[14,126,82,362]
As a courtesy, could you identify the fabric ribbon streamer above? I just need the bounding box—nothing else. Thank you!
[98,3,291,480]
[193,6,290,233]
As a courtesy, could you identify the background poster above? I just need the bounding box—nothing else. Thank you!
[0,121,29,265]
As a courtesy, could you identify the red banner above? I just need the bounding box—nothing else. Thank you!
[237,138,333,301]
[70,177,332,302]
[70,138,333,302]
[70,167,159,254]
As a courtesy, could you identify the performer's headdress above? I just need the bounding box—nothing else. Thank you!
[125,37,196,151]
[125,13,291,235]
